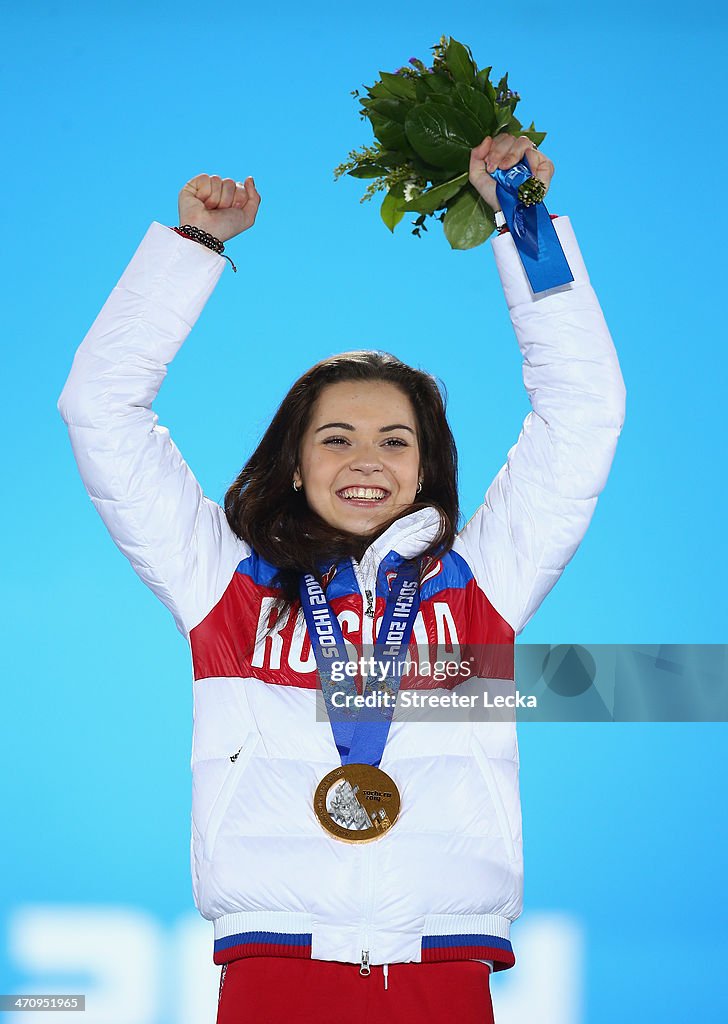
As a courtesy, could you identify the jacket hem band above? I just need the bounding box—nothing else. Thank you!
[212,911,515,970]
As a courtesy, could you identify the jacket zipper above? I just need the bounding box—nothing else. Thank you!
[351,557,376,693]
[351,557,376,630]
[351,557,378,974]
[360,842,375,975]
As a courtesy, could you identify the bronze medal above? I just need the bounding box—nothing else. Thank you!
[314,764,401,843]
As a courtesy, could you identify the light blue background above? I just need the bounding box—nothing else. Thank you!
[2,2,726,1021]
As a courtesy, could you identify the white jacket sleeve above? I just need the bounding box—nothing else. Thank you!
[453,216,626,635]
[57,221,250,639]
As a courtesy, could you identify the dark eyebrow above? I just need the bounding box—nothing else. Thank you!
[379,424,415,434]
[314,422,355,433]
[314,422,415,435]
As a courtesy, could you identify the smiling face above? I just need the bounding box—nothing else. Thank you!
[293,380,422,537]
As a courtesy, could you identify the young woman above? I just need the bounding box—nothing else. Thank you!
[58,134,625,1024]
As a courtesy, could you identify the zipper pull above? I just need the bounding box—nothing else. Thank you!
[364,589,375,618]
[360,950,371,976]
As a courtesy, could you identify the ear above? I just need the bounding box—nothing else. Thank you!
[293,468,303,489]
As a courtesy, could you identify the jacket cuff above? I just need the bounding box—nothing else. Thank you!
[491,216,590,309]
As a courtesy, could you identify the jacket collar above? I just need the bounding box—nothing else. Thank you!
[313,506,444,584]
[365,506,442,560]
[348,506,443,581]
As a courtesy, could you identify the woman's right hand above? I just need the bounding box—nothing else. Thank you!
[178,174,261,242]
[469,136,553,213]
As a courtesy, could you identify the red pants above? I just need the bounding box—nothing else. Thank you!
[216,957,494,1024]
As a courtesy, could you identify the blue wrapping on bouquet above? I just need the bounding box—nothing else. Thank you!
[493,160,573,293]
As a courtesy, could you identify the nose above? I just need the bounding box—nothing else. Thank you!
[348,449,384,474]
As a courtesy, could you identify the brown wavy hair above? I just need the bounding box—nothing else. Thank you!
[224,351,459,603]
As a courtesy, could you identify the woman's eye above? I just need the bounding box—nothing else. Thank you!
[321,436,408,448]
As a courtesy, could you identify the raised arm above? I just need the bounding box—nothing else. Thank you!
[453,137,626,634]
[57,175,262,638]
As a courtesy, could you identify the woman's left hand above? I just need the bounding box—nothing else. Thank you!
[469,135,555,213]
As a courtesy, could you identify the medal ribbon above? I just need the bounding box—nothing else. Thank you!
[300,562,420,767]
[493,159,574,294]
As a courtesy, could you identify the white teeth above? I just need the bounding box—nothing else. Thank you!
[339,487,388,500]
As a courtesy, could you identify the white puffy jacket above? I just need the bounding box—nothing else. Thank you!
[57,217,625,973]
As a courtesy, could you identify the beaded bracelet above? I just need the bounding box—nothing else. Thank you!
[171,225,237,272]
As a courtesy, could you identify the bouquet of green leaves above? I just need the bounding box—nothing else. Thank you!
[333,35,546,250]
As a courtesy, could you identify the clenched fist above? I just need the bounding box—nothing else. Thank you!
[178,174,261,242]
